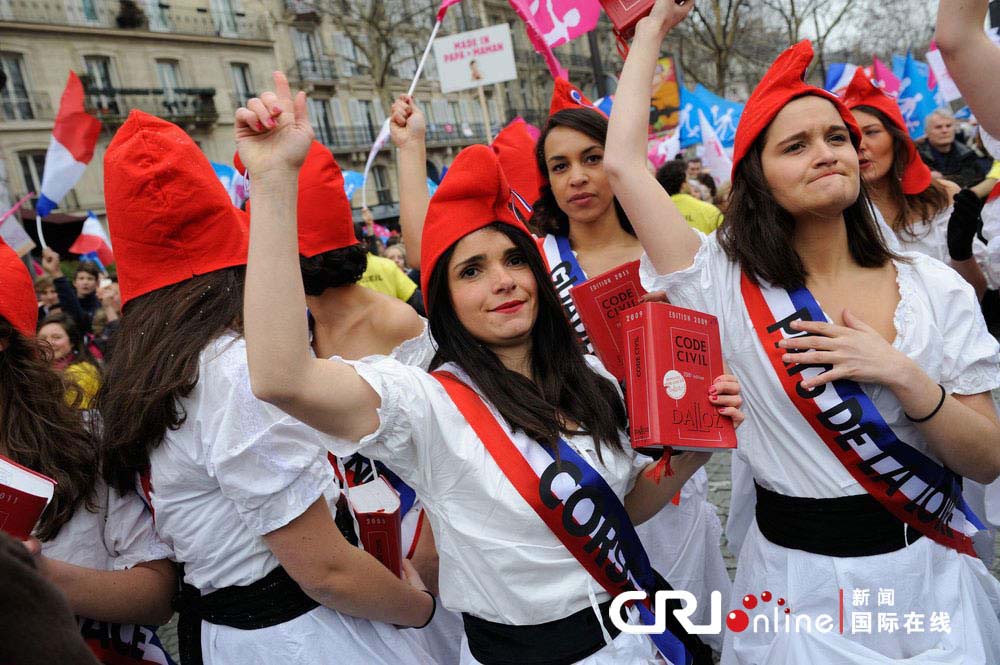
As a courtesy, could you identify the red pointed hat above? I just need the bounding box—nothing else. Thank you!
[0,240,37,337]
[732,40,861,179]
[549,77,607,118]
[491,118,543,218]
[237,142,356,258]
[104,110,249,307]
[842,68,932,195]
[420,144,532,309]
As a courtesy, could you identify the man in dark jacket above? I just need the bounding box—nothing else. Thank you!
[41,248,101,332]
[918,108,988,188]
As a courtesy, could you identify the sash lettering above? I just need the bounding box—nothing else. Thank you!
[741,273,983,556]
[541,235,592,352]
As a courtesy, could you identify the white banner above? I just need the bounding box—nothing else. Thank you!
[433,23,517,94]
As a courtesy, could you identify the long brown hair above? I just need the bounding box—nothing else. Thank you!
[530,108,634,238]
[426,223,627,459]
[853,105,951,238]
[0,318,98,541]
[98,267,245,494]
[719,133,903,290]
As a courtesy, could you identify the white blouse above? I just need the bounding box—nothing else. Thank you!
[312,357,648,625]
[42,480,171,571]
[639,233,1000,499]
[147,333,336,592]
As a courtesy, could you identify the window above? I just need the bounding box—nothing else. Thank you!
[19,151,79,210]
[332,32,355,77]
[210,0,239,36]
[308,98,334,145]
[231,63,253,107]
[156,59,182,115]
[358,99,376,141]
[292,28,321,64]
[143,0,171,31]
[372,165,392,205]
[0,52,32,120]
[395,39,416,80]
[84,55,119,116]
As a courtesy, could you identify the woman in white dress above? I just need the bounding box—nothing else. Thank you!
[604,2,1000,663]
[0,241,175,664]
[390,93,732,653]
[238,72,744,665]
[97,110,436,665]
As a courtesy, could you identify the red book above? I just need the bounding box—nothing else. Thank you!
[0,454,56,540]
[570,261,646,381]
[599,0,654,40]
[348,476,402,578]
[622,302,737,452]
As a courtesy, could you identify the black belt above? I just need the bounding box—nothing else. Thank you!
[755,482,923,557]
[462,570,713,665]
[175,564,319,665]
[462,599,622,665]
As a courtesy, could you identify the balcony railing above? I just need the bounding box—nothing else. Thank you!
[0,0,270,41]
[296,57,337,83]
[506,108,547,128]
[0,91,53,121]
[85,87,217,124]
[284,0,319,18]
[316,124,376,151]
[425,122,487,146]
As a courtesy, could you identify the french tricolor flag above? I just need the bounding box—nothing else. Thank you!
[69,210,114,268]
[36,72,101,218]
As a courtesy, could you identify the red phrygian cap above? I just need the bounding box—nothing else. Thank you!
[420,144,533,310]
[549,77,607,118]
[104,111,249,307]
[0,240,37,337]
[237,142,357,258]
[491,118,543,219]
[842,68,932,195]
[732,40,861,180]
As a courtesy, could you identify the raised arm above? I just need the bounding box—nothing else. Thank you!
[936,0,1000,139]
[603,0,701,275]
[238,72,380,441]
[390,95,429,269]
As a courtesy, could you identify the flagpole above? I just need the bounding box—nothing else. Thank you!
[35,215,47,250]
[362,18,443,210]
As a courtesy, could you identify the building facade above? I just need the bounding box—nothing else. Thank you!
[0,0,621,226]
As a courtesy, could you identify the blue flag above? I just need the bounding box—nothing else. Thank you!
[679,84,743,148]
[897,52,939,140]
[342,170,365,200]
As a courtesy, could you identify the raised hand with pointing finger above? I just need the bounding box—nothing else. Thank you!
[235,71,314,177]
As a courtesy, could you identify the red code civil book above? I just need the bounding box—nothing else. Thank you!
[622,302,737,452]
[0,453,56,540]
[570,260,646,381]
[599,0,655,40]
[348,476,402,578]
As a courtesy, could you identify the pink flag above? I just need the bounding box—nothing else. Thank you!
[527,0,602,48]
[871,56,901,99]
[507,0,567,79]
[436,0,463,21]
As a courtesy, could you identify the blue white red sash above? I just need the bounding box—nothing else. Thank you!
[540,234,592,352]
[740,273,984,556]
[433,370,692,665]
[80,620,176,665]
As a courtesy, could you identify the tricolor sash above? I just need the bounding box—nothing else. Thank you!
[80,620,176,665]
[740,273,984,556]
[433,370,696,665]
[540,234,592,352]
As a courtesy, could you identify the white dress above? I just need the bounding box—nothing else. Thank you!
[42,480,174,663]
[539,233,733,651]
[309,355,660,664]
[640,234,1000,664]
[146,333,435,664]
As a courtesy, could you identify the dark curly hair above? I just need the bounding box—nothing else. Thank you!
[0,317,98,541]
[299,244,368,296]
[530,108,634,238]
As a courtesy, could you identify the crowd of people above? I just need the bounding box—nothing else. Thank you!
[3,0,1000,664]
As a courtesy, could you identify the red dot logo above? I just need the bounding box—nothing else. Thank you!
[761,591,772,602]
[777,598,786,606]
[742,594,757,609]
[726,610,749,632]
[784,608,791,614]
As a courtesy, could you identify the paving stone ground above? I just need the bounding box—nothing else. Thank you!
[157,454,1000,662]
